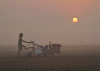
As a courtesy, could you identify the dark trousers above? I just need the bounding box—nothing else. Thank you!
[18,45,26,56]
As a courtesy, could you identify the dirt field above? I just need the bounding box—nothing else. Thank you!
[0,54,100,71]
[0,46,100,71]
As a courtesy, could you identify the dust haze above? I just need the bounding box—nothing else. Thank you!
[0,0,100,45]
[0,45,100,57]
[0,0,100,71]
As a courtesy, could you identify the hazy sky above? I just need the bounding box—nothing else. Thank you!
[0,0,100,45]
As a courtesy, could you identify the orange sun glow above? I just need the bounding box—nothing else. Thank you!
[73,17,78,23]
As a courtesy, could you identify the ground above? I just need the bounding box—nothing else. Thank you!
[0,46,100,71]
[0,55,100,71]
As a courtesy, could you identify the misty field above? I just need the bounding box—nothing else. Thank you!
[0,55,100,71]
[0,46,100,71]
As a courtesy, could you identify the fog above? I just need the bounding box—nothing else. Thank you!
[0,0,100,46]
[0,45,100,57]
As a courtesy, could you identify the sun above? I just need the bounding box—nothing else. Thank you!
[73,17,78,23]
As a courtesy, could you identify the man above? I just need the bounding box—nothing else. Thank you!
[49,41,51,49]
[18,33,31,56]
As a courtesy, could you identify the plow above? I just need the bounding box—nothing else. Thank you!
[23,41,62,58]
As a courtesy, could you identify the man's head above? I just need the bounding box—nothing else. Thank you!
[19,33,23,37]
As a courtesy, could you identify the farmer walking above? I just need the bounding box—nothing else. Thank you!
[18,33,31,56]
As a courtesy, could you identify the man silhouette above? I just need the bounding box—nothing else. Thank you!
[18,33,31,56]
[49,41,51,49]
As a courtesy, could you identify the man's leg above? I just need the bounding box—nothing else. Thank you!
[18,49,20,56]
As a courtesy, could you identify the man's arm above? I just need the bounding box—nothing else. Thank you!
[22,39,31,43]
